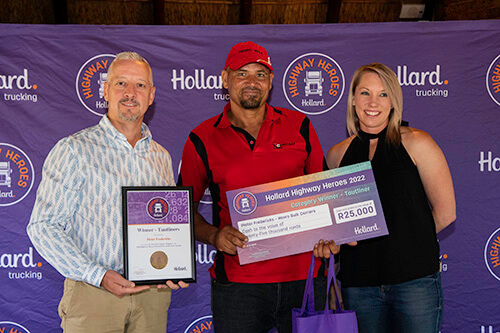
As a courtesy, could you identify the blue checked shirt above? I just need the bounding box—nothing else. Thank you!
[27,115,175,287]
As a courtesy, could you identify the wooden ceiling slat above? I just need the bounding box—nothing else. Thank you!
[53,0,68,23]
[164,1,240,25]
[0,0,54,23]
[327,0,343,23]
[154,0,166,24]
[339,1,401,23]
[67,0,154,24]
[240,0,252,24]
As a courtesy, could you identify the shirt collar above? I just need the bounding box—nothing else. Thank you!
[217,103,280,129]
[99,114,152,145]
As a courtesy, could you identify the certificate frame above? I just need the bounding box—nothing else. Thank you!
[122,186,196,285]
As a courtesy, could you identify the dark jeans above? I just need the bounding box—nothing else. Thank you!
[211,276,327,333]
[342,272,443,333]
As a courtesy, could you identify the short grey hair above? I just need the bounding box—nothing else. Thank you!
[107,51,153,85]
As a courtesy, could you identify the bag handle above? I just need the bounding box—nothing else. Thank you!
[325,254,342,313]
[299,254,343,315]
[300,253,317,312]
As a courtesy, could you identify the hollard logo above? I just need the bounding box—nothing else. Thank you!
[0,321,31,333]
[354,223,379,235]
[196,243,216,265]
[283,53,345,115]
[439,253,448,272]
[486,55,500,106]
[0,69,34,90]
[481,325,500,333]
[171,69,223,91]
[0,247,39,269]
[233,191,257,215]
[76,54,115,116]
[1,247,44,281]
[397,65,448,86]
[1,68,39,103]
[478,151,500,172]
[0,143,35,206]
[184,315,213,333]
[397,65,449,98]
[484,227,500,282]
[171,69,228,102]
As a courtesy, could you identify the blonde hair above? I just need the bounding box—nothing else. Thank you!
[107,51,153,85]
[346,63,403,145]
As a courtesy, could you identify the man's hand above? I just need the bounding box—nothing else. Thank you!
[100,270,150,297]
[313,239,358,258]
[157,280,190,290]
[213,225,248,255]
[192,205,247,255]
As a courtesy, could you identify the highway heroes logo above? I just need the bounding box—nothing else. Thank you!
[0,69,38,103]
[486,54,500,106]
[76,54,115,116]
[233,191,258,215]
[0,321,31,333]
[184,315,213,333]
[0,143,34,207]
[283,53,345,115]
[484,228,500,282]
[147,197,170,220]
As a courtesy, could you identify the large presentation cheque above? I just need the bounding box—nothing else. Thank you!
[226,162,388,265]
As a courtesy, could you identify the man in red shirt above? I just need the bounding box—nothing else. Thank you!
[178,41,330,332]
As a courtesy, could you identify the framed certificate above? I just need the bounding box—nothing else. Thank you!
[122,186,196,285]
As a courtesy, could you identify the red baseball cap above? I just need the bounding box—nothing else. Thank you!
[224,41,273,72]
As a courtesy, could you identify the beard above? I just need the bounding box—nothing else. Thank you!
[118,98,141,121]
[239,87,263,109]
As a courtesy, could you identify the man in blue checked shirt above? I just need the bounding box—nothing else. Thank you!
[27,51,188,332]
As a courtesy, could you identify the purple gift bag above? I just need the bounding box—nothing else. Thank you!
[292,254,358,333]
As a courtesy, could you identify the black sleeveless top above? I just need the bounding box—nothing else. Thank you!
[338,127,440,287]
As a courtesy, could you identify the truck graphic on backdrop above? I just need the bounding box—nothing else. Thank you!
[0,143,34,206]
[304,71,324,97]
[0,162,13,187]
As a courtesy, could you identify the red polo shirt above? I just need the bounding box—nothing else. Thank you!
[179,103,326,283]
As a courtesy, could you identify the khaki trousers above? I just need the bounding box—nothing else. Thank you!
[58,278,171,333]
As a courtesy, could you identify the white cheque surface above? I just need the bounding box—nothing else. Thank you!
[237,204,333,242]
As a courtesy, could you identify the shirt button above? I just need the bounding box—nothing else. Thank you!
[250,141,254,144]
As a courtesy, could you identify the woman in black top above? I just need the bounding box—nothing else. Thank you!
[315,63,456,333]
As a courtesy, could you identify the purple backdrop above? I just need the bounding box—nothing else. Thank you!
[1,21,499,333]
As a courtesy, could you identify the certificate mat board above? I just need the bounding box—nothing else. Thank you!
[122,186,196,284]
[227,162,388,265]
